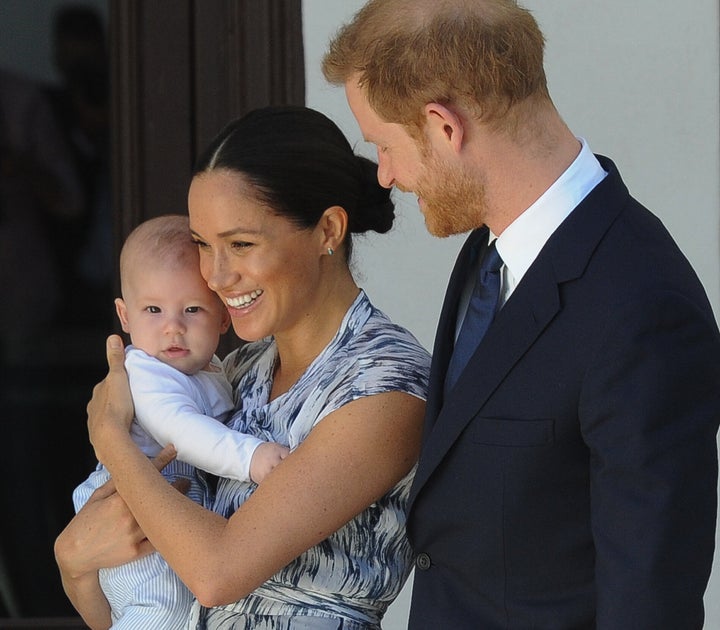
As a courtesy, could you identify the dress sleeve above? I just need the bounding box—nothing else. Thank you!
[319,325,430,421]
[127,349,264,482]
[285,323,431,449]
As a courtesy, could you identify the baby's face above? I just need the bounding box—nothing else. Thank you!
[117,264,230,375]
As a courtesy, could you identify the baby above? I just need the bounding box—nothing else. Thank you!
[73,214,289,629]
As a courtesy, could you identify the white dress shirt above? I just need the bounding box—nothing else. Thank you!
[456,138,607,335]
[495,138,607,304]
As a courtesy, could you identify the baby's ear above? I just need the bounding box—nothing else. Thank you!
[114,298,131,333]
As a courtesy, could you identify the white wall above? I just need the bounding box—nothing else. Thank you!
[303,1,720,628]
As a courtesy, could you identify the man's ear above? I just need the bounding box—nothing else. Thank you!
[424,102,465,153]
[114,297,131,333]
[318,205,349,255]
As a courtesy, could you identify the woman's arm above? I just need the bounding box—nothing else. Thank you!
[88,335,425,607]
[57,570,110,630]
[54,480,147,629]
[54,449,178,625]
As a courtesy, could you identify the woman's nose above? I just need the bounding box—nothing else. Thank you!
[205,253,234,293]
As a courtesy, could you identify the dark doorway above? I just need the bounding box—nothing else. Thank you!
[1,0,113,619]
[1,0,303,623]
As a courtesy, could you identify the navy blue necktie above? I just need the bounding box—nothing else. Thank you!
[445,240,503,393]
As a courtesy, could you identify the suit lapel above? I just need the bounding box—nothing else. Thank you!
[412,262,562,498]
[410,155,629,505]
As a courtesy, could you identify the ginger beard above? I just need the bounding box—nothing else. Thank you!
[413,147,485,238]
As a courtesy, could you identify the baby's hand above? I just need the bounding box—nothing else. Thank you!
[249,442,290,484]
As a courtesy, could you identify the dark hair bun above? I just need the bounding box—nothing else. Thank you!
[348,156,395,234]
[194,106,397,260]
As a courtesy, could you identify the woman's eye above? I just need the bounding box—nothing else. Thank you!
[192,238,209,249]
[231,240,252,250]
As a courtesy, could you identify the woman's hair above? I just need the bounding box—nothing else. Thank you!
[323,0,550,132]
[193,106,395,259]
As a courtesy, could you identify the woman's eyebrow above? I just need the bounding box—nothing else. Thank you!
[190,226,262,238]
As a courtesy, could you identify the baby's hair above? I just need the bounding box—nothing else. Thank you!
[119,214,198,294]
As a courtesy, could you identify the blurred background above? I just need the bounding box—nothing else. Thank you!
[0,0,112,622]
[0,0,304,625]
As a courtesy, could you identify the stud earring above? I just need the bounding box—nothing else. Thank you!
[327,247,334,256]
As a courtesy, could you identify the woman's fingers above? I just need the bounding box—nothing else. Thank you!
[151,444,178,472]
[86,335,135,460]
[106,334,126,372]
[88,476,117,501]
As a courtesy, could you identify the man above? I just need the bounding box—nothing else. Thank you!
[323,1,720,628]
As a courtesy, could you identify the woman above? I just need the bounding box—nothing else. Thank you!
[55,106,430,629]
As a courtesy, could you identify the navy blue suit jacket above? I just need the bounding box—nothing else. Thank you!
[407,156,720,629]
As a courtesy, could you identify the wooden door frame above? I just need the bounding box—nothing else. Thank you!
[109,0,304,354]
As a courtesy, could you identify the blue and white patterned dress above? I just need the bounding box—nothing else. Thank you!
[188,291,430,629]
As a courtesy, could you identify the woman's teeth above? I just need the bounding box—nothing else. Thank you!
[226,289,263,308]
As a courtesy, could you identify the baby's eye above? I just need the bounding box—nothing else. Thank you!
[186,306,201,313]
[145,306,161,314]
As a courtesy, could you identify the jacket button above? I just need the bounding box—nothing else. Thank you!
[416,552,432,571]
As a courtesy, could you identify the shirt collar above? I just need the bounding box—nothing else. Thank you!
[493,138,607,288]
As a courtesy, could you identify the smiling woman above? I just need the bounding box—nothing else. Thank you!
[188,169,335,346]
[188,106,397,350]
[55,105,431,630]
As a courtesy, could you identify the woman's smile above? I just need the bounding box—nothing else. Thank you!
[225,289,264,310]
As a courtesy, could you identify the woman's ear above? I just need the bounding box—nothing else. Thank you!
[114,297,131,333]
[319,205,349,255]
[424,102,465,153]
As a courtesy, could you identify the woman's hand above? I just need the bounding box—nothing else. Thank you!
[55,478,153,578]
[87,335,135,462]
[54,447,179,628]
[56,447,177,578]
[54,478,150,630]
